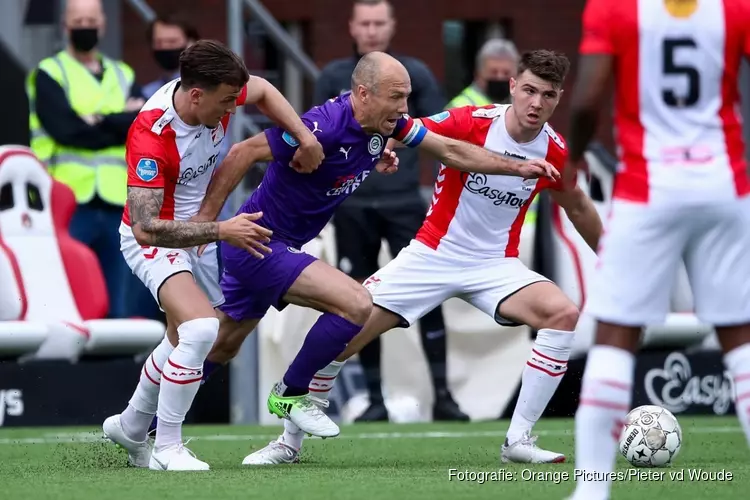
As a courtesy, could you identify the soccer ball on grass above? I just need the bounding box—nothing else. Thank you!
[618,405,682,467]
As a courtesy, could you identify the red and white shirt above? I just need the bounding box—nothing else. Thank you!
[580,0,750,203]
[122,79,247,224]
[414,104,567,259]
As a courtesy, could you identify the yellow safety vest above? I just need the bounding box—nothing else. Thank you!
[445,85,539,226]
[26,50,133,206]
[446,85,492,109]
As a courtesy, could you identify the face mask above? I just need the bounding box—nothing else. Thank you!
[69,28,99,52]
[486,79,511,103]
[153,48,184,72]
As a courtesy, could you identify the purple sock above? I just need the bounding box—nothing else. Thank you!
[201,360,222,385]
[282,313,362,396]
[148,360,223,433]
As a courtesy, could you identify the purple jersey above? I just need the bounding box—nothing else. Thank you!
[237,93,413,248]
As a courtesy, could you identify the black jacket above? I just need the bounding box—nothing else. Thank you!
[314,52,445,206]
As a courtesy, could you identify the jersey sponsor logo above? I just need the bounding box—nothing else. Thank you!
[210,123,225,146]
[472,106,503,119]
[326,170,371,197]
[178,153,219,186]
[427,111,450,123]
[287,246,302,254]
[368,134,384,155]
[339,146,352,160]
[464,173,531,208]
[136,158,158,182]
[663,0,697,19]
[503,150,527,160]
[282,131,299,147]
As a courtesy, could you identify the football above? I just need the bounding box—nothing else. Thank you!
[618,405,682,467]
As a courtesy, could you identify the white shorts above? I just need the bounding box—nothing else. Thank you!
[363,240,549,327]
[119,223,224,309]
[586,198,750,326]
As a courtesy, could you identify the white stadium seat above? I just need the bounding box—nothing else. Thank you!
[0,145,164,361]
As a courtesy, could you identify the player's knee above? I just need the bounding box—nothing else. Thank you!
[543,303,579,331]
[343,286,373,325]
[177,317,220,346]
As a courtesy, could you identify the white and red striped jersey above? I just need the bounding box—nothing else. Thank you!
[416,105,568,258]
[580,0,750,203]
[122,79,247,225]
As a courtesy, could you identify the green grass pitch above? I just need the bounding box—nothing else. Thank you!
[0,416,746,499]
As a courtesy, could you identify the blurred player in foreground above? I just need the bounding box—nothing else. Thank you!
[195,52,561,447]
[245,49,603,465]
[102,40,324,471]
[568,1,750,498]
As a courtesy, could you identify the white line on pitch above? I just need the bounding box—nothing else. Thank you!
[0,425,741,446]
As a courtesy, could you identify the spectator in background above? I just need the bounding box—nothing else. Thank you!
[447,38,518,108]
[141,14,200,100]
[26,0,143,318]
[315,0,468,422]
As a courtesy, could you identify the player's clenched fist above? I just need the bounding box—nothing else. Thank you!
[219,212,273,259]
[518,159,560,181]
[290,136,325,173]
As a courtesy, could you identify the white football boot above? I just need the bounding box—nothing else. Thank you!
[149,443,210,471]
[242,437,300,465]
[102,414,152,468]
[501,431,566,464]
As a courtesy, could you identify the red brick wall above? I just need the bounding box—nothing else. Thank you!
[121,0,613,147]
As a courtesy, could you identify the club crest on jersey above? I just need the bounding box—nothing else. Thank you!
[663,0,697,18]
[428,111,450,123]
[136,158,158,182]
[210,123,225,146]
[368,134,384,155]
[282,131,300,147]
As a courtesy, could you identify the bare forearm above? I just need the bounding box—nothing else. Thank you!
[567,204,602,252]
[443,139,520,175]
[129,185,221,248]
[252,77,313,145]
[200,134,272,220]
[568,107,599,163]
[138,219,220,248]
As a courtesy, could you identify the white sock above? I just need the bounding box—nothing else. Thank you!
[280,360,345,450]
[725,343,750,447]
[154,317,218,451]
[506,329,573,444]
[571,345,634,500]
[121,335,174,441]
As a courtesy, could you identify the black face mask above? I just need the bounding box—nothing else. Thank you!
[486,79,511,103]
[153,48,185,72]
[69,28,99,52]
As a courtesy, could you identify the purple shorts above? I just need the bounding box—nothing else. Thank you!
[219,239,317,321]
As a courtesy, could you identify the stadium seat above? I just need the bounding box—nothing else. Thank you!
[550,146,717,357]
[0,145,164,360]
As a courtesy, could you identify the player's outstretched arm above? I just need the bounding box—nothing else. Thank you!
[417,129,559,180]
[129,185,272,256]
[549,185,602,251]
[129,186,220,248]
[244,76,324,171]
[197,132,273,222]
